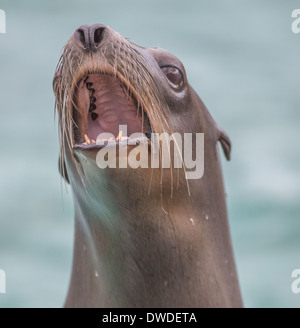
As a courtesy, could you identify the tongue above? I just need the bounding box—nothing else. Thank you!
[77,74,143,141]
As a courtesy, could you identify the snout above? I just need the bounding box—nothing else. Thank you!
[74,24,107,52]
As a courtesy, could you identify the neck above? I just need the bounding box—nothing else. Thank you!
[64,157,242,308]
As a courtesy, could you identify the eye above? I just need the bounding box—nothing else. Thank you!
[161,66,184,90]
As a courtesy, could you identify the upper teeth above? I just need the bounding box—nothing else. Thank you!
[85,76,98,121]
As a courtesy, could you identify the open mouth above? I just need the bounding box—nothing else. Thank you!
[73,73,151,149]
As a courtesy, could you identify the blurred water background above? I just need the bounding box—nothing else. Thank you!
[0,0,299,307]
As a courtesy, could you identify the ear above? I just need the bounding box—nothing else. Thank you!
[58,156,70,183]
[217,127,231,161]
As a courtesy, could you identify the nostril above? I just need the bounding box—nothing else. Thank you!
[78,30,86,47]
[75,27,89,50]
[93,27,105,47]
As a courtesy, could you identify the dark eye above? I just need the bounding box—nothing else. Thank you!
[161,66,184,90]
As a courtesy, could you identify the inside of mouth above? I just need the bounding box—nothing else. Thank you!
[74,73,150,144]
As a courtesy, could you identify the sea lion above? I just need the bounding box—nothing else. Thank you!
[53,24,243,308]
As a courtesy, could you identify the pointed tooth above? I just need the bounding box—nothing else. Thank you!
[116,130,123,141]
[84,134,91,145]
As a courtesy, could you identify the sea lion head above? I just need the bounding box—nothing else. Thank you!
[53,25,242,308]
[53,24,230,201]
